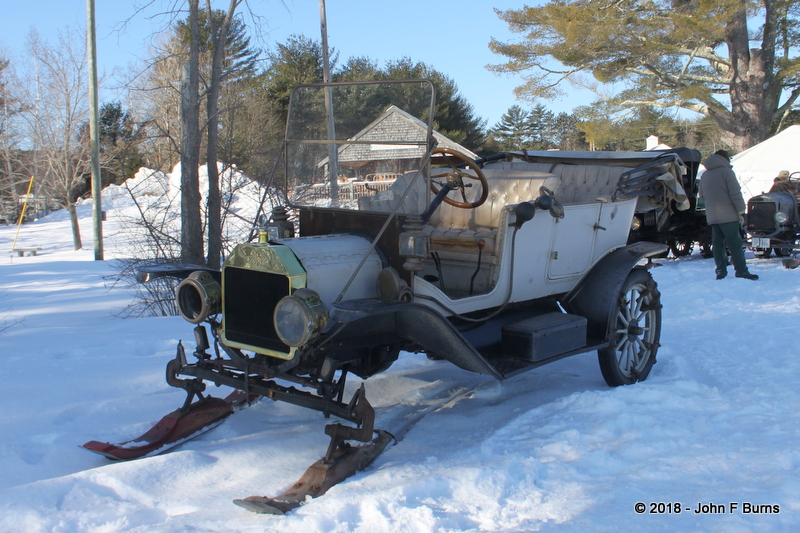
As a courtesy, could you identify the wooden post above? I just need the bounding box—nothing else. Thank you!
[319,0,339,206]
[87,0,103,260]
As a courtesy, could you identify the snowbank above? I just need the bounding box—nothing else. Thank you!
[0,180,798,532]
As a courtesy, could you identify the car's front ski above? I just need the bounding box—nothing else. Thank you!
[233,383,389,514]
[234,429,393,515]
[81,389,254,460]
[233,383,478,515]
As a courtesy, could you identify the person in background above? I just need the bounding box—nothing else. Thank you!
[769,170,797,198]
[773,169,790,183]
[698,150,759,280]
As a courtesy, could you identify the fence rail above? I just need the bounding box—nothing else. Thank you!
[291,177,398,205]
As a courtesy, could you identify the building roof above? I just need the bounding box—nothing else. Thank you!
[320,105,477,168]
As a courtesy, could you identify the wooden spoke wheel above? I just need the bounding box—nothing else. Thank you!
[429,148,488,209]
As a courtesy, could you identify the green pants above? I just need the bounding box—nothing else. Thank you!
[711,221,749,276]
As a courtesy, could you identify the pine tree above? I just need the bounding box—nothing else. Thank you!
[491,105,533,151]
[526,104,555,149]
[490,0,800,151]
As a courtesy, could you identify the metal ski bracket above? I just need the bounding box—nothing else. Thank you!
[166,341,207,411]
[322,384,374,462]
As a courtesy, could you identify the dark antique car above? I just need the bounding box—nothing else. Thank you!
[625,147,709,257]
[746,172,800,260]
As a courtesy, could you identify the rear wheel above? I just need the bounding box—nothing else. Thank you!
[598,268,661,386]
[668,239,693,257]
[775,247,792,257]
[699,226,713,258]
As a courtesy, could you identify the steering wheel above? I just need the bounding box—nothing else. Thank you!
[429,148,488,209]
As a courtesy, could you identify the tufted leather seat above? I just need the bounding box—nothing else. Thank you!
[425,170,561,262]
[487,161,633,204]
[358,161,630,263]
[428,170,559,228]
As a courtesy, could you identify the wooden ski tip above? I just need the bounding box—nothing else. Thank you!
[233,496,292,515]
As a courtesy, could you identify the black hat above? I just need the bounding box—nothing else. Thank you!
[714,149,730,161]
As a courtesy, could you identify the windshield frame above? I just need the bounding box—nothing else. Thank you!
[282,79,437,214]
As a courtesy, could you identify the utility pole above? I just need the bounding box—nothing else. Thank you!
[87,0,103,260]
[319,0,339,206]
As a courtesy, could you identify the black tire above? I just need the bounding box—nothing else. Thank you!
[699,226,714,258]
[775,247,792,257]
[598,268,661,387]
[668,239,694,257]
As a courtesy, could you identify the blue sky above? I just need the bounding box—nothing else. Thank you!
[3,0,593,127]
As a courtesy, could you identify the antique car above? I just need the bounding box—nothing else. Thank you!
[85,80,683,514]
[746,172,800,260]
[625,147,709,257]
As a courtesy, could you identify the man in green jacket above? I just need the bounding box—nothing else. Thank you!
[698,150,758,280]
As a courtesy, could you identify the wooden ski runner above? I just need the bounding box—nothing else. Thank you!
[233,430,394,515]
[233,385,478,515]
[82,390,255,460]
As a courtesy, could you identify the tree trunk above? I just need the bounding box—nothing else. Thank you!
[67,201,82,251]
[204,0,238,269]
[206,157,221,268]
[180,0,204,265]
[716,4,780,152]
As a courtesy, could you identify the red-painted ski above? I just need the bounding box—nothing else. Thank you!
[82,391,254,460]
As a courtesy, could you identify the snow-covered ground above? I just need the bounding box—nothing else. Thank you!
[0,178,798,532]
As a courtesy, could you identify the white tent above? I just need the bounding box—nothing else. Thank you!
[732,125,800,200]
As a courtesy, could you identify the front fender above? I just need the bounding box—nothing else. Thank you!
[562,242,666,341]
[135,263,220,284]
[330,299,503,380]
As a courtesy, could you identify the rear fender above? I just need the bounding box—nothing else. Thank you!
[562,242,666,341]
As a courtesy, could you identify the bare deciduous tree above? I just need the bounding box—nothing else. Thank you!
[18,30,91,250]
[0,54,25,224]
[179,0,204,264]
[205,0,244,269]
[123,0,262,267]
